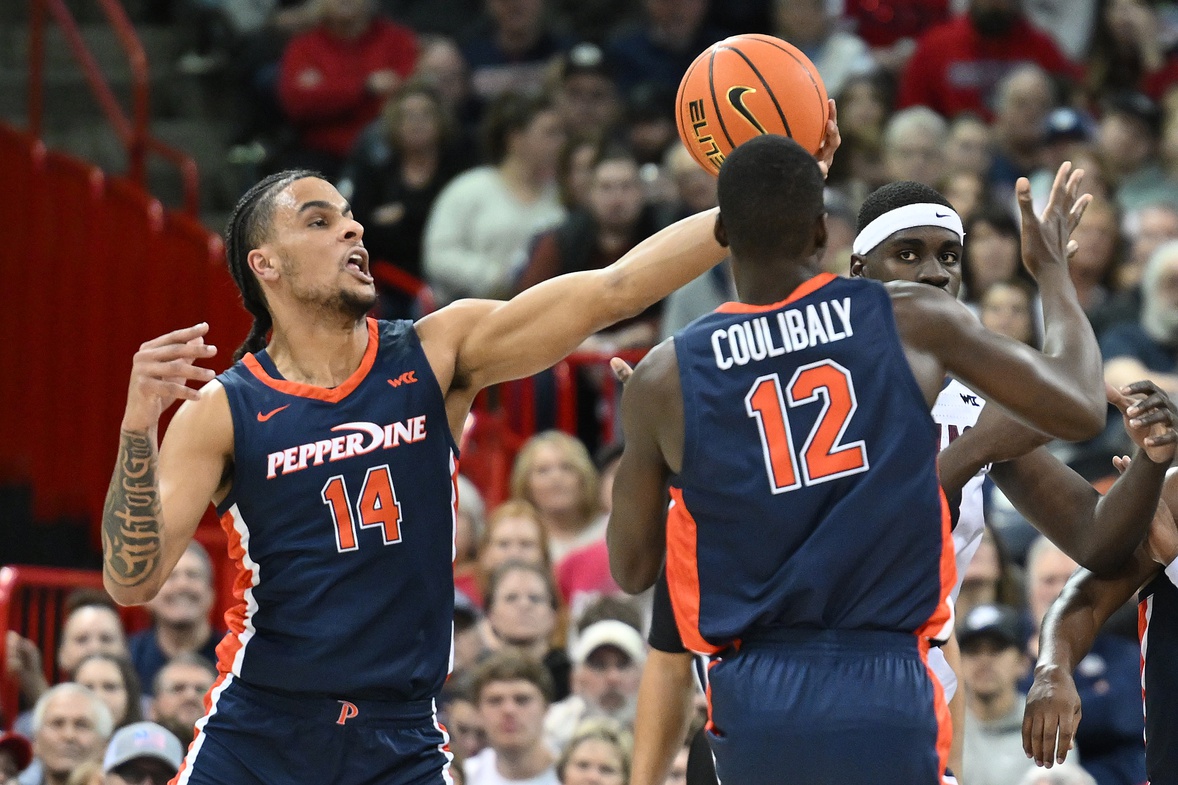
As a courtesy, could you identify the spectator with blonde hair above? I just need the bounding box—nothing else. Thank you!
[556,718,632,785]
[475,500,552,606]
[511,431,602,562]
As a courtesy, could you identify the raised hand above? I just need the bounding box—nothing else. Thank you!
[123,323,217,431]
[1017,162,1092,281]
[1023,664,1082,768]
[815,99,841,180]
[1109,380,1178,464]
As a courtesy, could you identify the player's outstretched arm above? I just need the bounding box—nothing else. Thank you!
[1023,556,1151,768]
[949,382,1178,573]
[102,324,231,605]
[417,208,726,401]
[893,166,1104,441]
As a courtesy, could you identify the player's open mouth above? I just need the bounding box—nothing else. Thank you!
[344,247,373,283]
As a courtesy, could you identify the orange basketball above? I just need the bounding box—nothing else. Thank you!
[676,33,829,175]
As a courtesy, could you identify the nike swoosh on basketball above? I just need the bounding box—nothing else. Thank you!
[727,86,768,135]
[257,405,290,422]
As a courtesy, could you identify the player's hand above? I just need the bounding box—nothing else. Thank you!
[1023,664,1081,767]
[815,99,840,180]
[1109,380,1178,464]
[1017,162,1091,281]
[610,357,635,385]
[122,323,217,431]
[968,403,1052,465]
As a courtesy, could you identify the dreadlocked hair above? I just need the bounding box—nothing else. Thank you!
[224,169,322,362]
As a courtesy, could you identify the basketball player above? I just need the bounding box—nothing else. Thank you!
[97,133,839,783]
[849,180,1177,783]
[607,136,1107,784]
[625,176,1177,785]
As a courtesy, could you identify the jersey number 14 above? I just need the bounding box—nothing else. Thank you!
[321,465,403,553]
[745,360,869,493]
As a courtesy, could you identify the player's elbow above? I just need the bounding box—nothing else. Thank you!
[102,573,159,607]
[608,549,656,595]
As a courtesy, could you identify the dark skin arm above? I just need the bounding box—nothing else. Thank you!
[1023,464,1178,768]
[940,381,1178,573]
[892,167,1105,440]
[608,341,682,593]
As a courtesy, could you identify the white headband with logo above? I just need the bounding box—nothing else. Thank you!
[852,203,966,256]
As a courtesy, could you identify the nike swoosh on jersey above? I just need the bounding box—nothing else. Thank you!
[257,405,290,422]
[727,86,768,135]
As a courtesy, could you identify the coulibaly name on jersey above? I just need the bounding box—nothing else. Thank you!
[266,416,428,478]
[711,297,853,370]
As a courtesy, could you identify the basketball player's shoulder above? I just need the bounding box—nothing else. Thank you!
[629,338,679,393]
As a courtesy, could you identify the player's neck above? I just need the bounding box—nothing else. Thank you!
[156,617,211,658]
[495,741,554,780]
[733,255,824,306]
[266,318,369,388]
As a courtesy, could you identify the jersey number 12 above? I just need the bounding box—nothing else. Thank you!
[321,465,403,553]
[745,360,869,493]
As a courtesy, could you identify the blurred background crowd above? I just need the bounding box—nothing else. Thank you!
[8,0,1178,783]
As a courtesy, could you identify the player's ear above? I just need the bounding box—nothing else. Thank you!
[713,213,729,248]
[849,254,867,278]
[248,248,279,282]
[813,213,828,255]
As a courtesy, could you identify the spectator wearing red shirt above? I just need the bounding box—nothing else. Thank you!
[278,0,417,178]
[898,0,1077,121]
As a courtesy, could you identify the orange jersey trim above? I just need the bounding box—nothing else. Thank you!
[665,487,723,655]
[714,272,837,315]
[242,317,380,403]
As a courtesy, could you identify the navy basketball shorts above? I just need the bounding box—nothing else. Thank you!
[704,629,950,785]
[172,675,453,785]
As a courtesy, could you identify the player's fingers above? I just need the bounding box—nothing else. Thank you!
[137,341,218,362]
[140,378,202,402]
[138,360,216,382]
[1022,708,1036,758]
[1106,381,1132,409]
[610,357,634,384]
[1065,166,1085,201]
[1131,409,1172,429]
[1127,392,1168,418]
[1039,712,1059,767]
[1016,177,1037,223]
[139,322,210,349]
[1066,239,1079,260]
[1043,161,1071,215]
[1123,379,1165,398]
[1068,193,1092,230]
[1027,711,1046,764]
[1057,713,1077,765]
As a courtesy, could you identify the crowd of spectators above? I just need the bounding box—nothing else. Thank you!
[10,0,1178,783]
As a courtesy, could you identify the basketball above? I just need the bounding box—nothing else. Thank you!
[676,33,830,175]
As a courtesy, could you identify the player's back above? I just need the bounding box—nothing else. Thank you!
[669,272,954,653]
[214,318,458,701]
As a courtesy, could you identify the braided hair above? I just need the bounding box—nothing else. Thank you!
[224,169,321,361]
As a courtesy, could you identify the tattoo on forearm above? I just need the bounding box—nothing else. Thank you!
[102,430,161,587]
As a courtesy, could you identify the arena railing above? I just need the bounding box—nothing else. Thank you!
[28,0,202,214]
[0,566,105,730]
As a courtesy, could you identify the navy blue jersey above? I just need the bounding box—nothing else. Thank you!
[213,318,458,701]
[1139,571,1178,783]
[667,273,954,654]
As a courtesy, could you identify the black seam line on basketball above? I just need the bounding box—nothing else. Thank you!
[749,37,825,124]
[726,45,790,138]
[678,52,703,144]
[708,47,737,149]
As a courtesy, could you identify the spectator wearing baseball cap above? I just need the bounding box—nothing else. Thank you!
[0,733,32,784]
[552,43,621,141]
[959,604,1035,785]
[101,722,183,785]
[544,620,646,752]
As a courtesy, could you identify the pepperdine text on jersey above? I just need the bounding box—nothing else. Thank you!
[266,416,428,478]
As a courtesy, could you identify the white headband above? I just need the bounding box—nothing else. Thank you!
[852,202,965,256]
